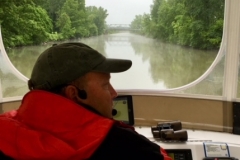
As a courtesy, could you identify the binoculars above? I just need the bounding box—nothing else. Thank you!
[151,121,188,141]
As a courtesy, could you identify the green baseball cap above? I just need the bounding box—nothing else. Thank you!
[28,42,132,90]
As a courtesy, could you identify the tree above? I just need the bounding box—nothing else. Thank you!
[57,0,89,38]
[56,12,76,39]
[33,0,66,31]
[0,0,52,47]
[86,6,108,36]
[133,0,224,49]
[130,15,144,34]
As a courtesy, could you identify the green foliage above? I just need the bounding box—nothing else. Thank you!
[56,12,76,39]
[150,0,163,23]
[0,0,53,47]
[48,32,60,41]
[130,15,144,34]
[56,0,87,38]
[1,0,108,48]
[132,0,224,49]
[33,0,66,31]
[86,6,108,36]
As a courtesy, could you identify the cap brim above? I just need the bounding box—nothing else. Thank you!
[93,59,132,73]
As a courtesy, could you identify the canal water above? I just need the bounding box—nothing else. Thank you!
[2,32,221,97]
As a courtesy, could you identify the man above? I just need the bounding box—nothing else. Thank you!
[0,42,171,160]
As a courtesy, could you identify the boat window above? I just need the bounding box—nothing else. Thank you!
[0,0,232,99]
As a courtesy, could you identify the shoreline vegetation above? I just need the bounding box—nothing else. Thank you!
[0,0,224,50]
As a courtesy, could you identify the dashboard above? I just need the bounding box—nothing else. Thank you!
[135,127,240,160]
[113,95,240,160]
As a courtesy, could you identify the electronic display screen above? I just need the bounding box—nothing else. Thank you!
[168,153,175,159]
[113,95,134,125]
[165,149,193,160]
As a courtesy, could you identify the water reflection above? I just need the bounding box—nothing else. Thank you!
[0,50,28,98]
[103,33,218,90]
[130,37,218,88]
[5,32,220,97]
[182,57,224,96]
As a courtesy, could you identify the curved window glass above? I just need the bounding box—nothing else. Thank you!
[0,0,232,99]
[0,33,28,98]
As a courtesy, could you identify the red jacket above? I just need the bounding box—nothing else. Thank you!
[0,90,172,160]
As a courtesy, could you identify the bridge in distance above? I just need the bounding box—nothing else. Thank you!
[106,24,140,31]
[104,24,142,46]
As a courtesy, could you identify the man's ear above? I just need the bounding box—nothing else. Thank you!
[64,85,78,101]
[64,85,87,103]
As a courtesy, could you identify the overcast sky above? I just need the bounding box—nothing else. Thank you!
[85,0,153,25]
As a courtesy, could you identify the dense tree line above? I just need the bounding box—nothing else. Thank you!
[130,0,224,49]
[0,0,108,48]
